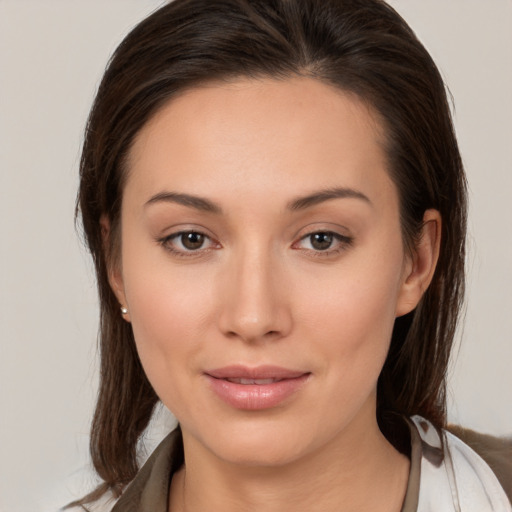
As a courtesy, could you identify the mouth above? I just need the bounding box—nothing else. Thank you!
[204,365,311,410]
[224,377,283,385]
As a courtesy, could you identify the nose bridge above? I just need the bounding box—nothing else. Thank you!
[218,240,290,342]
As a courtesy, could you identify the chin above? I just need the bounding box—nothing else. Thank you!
[216,437,310,468]
[187,415,327,468]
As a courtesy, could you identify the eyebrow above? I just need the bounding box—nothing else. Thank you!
[287,187,372,211]
[144,186,371,214]
[144,192,223,214]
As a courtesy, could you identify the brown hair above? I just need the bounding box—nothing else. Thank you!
[75,0,466,505]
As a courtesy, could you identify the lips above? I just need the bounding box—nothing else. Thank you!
[204,365,310,410]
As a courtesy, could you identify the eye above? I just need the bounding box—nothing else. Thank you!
[293,231,353,255]
[159,230,218,255]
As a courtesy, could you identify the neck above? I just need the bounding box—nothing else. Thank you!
[169,412,409,512]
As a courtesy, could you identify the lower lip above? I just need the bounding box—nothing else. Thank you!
[205,374,310,410]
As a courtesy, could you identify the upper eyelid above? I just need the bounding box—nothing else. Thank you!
[291,220,352,237]
[160,225,216,241]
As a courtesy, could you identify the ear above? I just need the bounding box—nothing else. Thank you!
[396,209,441,317]
[100,215,131,322]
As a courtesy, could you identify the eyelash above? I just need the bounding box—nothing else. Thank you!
[158,230,353,258]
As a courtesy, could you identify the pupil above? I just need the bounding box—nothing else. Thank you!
[311,233,333,250]
[182,232,204,250]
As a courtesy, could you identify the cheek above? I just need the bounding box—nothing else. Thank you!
[124,272,214,419]
[296,241,405,387]
[128,274,211,343]
[301,246,403,340]
[120,240,217,390]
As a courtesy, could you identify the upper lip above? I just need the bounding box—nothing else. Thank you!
[205,365,309,380]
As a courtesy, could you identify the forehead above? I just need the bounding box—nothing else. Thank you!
[124,76,395,211]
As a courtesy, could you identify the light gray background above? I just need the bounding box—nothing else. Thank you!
[0,1,511,511]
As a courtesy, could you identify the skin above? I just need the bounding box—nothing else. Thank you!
[109,77,440,512]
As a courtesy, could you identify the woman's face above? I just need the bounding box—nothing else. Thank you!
[113,77,429,467]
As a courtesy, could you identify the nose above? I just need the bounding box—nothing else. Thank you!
[217,246,292,343]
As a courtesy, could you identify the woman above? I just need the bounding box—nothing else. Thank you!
[72,0,512,510]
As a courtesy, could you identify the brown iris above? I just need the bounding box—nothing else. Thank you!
[181,232,205,250]
[310,233,334,250]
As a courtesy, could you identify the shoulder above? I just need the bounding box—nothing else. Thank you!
[408,415,512,510]
[66,428,183,512]
[447,424,512,504]
[110,427,183,512]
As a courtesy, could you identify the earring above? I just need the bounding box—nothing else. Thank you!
[120,306,129,315]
